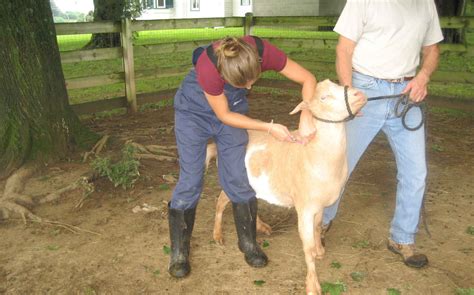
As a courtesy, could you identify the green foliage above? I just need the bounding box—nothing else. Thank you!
[46,245,60,251]
[262,240,270,248]
[387,288,401,295]
[350,271,365,282]
[91,144,140,190]
[123,0,143,19]
[163,245,171,255]
[431,144,445,152]
[467,226,474,235]
[330,261,342,269]
[321,281,347,295]
[158,184,170,190]
[456,288,474,295]
[253,280,265,286]
[352,240,370,249]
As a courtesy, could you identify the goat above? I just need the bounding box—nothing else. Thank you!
[206,79,366,294]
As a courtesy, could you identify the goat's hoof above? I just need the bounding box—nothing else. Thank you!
[257,224,272,235]
[213,234,224,245]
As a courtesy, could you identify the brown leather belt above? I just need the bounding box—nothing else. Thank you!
[353,69,414,83]
[382,76,414,83]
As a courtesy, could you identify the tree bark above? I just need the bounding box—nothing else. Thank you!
[84,0,124,49]
[0,0,98,179]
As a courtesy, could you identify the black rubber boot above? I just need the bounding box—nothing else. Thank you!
[168,204,196,278]
[232,198,268,268]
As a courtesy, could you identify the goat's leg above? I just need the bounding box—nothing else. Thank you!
[213,191,271,245]
[213,190,230,245]
[313,211,325,259]
[297,207,322,295]
[256,215,272,235]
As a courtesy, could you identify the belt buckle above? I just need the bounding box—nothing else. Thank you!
[386,77,404,83]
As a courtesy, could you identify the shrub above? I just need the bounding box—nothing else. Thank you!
[92,144,140,189]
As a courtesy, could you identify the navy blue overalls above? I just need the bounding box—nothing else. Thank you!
[170,38,264,210]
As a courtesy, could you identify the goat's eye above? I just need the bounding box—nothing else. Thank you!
[320,96,328,101]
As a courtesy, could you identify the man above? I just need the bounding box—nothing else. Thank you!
[323,0,443,268]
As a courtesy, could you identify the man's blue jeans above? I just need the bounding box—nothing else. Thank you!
[323,71,427,245]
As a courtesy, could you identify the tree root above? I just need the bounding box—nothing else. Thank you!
[4,218,101,235]
[0,163,97,228]
[1,137,175,231]
[82,135,110,162]
[0,164,42,222]
[127,141,177,162]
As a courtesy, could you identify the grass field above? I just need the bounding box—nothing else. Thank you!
[57,27,474,107]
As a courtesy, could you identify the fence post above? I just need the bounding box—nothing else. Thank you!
[121,17,137,113]
[244,12,254,36]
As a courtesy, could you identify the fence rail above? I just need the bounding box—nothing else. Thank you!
[56,14,474,115]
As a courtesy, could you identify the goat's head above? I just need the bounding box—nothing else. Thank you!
[290,79,367,122]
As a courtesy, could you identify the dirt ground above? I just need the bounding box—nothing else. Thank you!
[1,90,473,295]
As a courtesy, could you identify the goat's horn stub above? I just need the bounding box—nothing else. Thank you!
[289,101,309,115]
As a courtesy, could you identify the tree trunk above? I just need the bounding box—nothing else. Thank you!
[0,0,98,179]
[84,0,124,49]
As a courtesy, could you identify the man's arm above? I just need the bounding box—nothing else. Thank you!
[335,35,357,87]
[403,44,440,102]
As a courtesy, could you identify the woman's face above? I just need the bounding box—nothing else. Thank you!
[233,79,257,90]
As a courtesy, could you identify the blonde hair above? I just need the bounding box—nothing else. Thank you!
[214,37,261,87]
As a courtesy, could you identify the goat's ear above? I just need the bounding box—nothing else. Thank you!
[289,101,308,115]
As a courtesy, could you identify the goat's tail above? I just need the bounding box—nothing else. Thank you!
[205,142,218,171]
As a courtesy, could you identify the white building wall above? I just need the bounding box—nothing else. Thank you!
[189,0,225,18]
[139,0,337,20]
[140,0,226,19]
[233,0,253,17]
[253,0,319,16]
[223,0,233,17]
[139,8,176,20]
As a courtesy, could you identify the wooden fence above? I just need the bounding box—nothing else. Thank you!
[56,14,474,115]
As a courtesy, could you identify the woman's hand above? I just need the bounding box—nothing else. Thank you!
[268,122,296,142]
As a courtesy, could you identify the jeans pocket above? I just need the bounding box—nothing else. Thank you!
[352,72,377,90]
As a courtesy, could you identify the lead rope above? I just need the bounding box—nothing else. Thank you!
[367,93,425,131]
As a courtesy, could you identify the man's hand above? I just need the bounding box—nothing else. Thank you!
[403,44,440,103]
[403,73,429,103]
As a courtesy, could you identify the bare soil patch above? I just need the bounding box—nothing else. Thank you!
[1,90,473,294]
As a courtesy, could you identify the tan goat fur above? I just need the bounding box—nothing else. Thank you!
[209,79,366,295]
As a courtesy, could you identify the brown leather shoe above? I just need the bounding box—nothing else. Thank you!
[387,239,428,268]
[320,221,332,247]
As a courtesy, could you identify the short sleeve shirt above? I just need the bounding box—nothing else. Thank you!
[195,36,288,96]
[334,0,444,79]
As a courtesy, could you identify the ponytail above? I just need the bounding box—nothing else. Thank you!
[214,37,261,87]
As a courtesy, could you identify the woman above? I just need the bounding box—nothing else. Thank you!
[168,35,317,278]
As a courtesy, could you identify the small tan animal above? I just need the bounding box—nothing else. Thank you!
[207,79,366,294]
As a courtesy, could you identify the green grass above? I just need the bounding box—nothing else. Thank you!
[57,27,474,107]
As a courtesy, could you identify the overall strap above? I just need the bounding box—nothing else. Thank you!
[251,35,264,62]
[206,35,265,68]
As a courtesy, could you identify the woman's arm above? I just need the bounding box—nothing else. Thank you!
[279,58,317,139]
[279,58,317,102]
[204,92,296,142]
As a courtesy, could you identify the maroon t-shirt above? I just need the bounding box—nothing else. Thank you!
[195,36,288,96]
